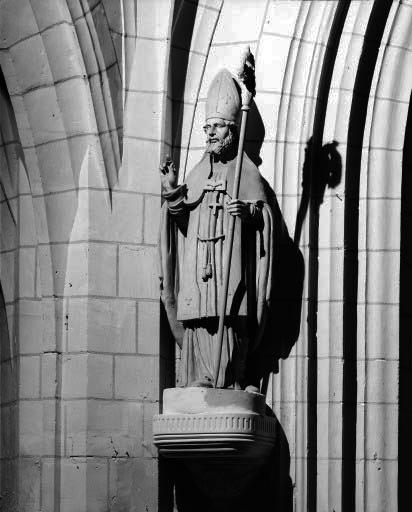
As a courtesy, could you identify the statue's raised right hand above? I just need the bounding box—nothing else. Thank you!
[159,156,178,191]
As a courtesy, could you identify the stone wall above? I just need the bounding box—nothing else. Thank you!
[0,0,411,511]
[0,1,172,510]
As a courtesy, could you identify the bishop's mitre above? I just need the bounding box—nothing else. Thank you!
[205,69,241,123]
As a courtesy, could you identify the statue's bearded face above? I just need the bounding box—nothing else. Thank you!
[203,117,237,155]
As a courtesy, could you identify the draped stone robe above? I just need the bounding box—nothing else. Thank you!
[158,152,274,388]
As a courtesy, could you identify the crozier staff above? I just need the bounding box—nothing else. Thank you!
[159,54,274,390]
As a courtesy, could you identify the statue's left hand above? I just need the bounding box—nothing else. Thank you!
[159,157,178,191]
[226,199,250,220]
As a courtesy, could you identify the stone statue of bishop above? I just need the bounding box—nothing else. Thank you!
[158,68,274,390]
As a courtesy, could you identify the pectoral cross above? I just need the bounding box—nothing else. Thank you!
[209,202,222,216]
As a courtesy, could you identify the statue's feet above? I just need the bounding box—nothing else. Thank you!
[189,376,213,388]
[244,385,260,394]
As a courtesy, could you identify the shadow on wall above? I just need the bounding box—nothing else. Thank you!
[0,283,18,510]
[294,137,342,247]
[244,99,265,168]
[399,89,412,511]
[169,0,200,171]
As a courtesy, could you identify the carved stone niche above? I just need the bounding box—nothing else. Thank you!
[153,387,277,459]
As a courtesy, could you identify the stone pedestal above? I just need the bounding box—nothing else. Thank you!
[153,387,277,459]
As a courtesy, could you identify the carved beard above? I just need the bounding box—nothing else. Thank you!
[205,130,236,156]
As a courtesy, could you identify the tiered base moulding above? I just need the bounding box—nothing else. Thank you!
[153,387,277,459]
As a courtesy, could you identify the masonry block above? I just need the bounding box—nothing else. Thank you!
[68,134,106,189]
[24,86,67,146]
[371,98,408,151]
[265,0,302,37]
[73,16,100,76]
[378,46,412,103]
[143,195,161,245]
[42,297,64,352]
[318,248,344,302]
[0,0,38,48]
[87,73,112,132]
[1,360,17,404]
[60,457,108,512]
[142,401,161,458]
[121,140,161,194]
[191,6,220,55]
[108,458,158,512]
[363,403,398,461]
[60,458,88,512]
[111,191,144,244]
[1,404,18,458]
[324,88,352,143]
[118,245,159,299]
[89,6,117,67]
[359,359,399,405]
[274,357,298,404]
[128,39,167,92]
[10,35,52,93]
[64,242,117,297]
[0,250,15,303]
[30,0,72,30]
[62,354,113,399]
[125,91,163,141]
[42,22,85,83]
[100,0,122,33]
[0,459,18,510]
[67,298,136,353]
[0,50,21,96]
[66,400,144,457]
[253,92,281,142]
[318,195,345,249]
[42,191,77,244]
[41,352,57,398]
[19,355,40,399]
[136,0,172,39]
[64,400,87,456]
[19,299,43,354]
[137,301,160,355]
[364,304,399,359]
[18,457,41,512]
[0,197,18,252]
[36,244,54,296]
[317,402,343,460]
[317,459,341,512]
[363,460,397,512]
[390,3,412,51]
[41,458,57,512]
[19,400,43,455]
[362,198,401,251]
[317,301,344,359]
[65,188,110,243]
[114,355,158,400]
[317,357,343,403]
[255,34,292,94]
[56,78,97,135]
[0,309,12,362]
[19,195,37,246]
[366,250,399,304]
